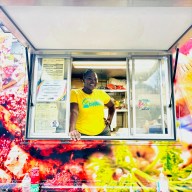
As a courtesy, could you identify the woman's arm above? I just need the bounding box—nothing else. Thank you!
[69,103,81,140]
[105,99,116,126]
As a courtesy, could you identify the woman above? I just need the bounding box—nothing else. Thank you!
[69,69,115,140]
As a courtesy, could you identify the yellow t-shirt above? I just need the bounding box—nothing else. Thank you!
[70,89,111,135]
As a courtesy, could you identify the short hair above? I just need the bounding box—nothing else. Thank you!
[83,69,96,80]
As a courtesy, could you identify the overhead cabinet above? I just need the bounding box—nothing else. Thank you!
[26,55,176,140]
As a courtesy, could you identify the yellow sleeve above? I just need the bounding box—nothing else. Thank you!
[70,89,78,103]
[102,90,111,104]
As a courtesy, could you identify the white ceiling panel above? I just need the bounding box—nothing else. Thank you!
[1,5,192,50]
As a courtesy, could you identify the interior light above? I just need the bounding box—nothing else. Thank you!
[73,61,127,69]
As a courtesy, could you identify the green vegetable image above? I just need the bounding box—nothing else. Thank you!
[85,141,192,192]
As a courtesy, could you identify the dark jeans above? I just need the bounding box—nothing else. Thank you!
[81,125,111,136]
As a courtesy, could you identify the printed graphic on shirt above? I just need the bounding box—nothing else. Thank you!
[82,98,102,108]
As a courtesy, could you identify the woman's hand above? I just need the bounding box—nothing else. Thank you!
[69,130,81,141]
[105,99,115,127]
[104,118,111,126]
[69,103,80,141]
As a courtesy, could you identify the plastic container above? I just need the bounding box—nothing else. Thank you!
[22,173,31,192]
[31,184,39,192]
[156,171,170,192]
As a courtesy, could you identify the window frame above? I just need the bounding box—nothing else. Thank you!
[26,54,176,140]
[26,55,71,139]
[126,56,176,140]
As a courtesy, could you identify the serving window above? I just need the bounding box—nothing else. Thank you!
[128,58,175,139]
[27,55,176,140]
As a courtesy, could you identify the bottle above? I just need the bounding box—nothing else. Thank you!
[130,186,134,192]
[22,173,31,192]
[156,171,170,192]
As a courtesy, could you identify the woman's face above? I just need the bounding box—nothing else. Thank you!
[83,72,98,91]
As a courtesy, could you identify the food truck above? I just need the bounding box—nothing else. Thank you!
[0,1,192,191]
